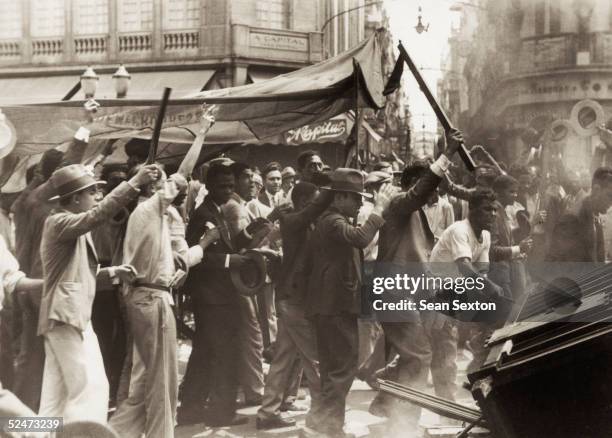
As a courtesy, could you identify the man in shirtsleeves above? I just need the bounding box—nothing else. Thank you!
[109,106,220,438]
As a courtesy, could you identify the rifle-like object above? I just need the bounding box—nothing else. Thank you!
[398,42,476,171]
[147,87,172,164]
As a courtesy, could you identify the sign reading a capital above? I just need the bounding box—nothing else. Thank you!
[0,109,17,160]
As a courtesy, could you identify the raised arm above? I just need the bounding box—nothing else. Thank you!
[327,184,394,249]
[52,165,158,241]
[177,105,217,179]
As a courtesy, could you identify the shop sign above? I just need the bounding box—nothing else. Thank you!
[284,119,347,145]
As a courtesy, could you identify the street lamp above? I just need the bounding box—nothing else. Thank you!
[415,6,430,34]
[113,64,131,98]
[80,66,99,99]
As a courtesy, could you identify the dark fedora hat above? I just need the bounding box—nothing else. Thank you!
[230,250,267,296]
[322,167,373,198]
[48,164,106,201]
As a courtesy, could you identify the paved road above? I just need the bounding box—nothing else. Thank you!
[174,342,485,438]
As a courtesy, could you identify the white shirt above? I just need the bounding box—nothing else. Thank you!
[429,219,490,277]
[357,201,379,262]
[423,196,455,241]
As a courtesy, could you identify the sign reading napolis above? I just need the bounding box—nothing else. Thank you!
[284,119,347,145]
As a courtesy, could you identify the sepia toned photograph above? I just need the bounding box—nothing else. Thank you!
[1,1,611,437]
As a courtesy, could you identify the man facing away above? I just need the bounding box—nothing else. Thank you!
[37,161,159,422]
[109,106,219,438]
[307,169,394,437]
[256,182,333,431]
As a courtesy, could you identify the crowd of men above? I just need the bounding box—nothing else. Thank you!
[1,103,612,438]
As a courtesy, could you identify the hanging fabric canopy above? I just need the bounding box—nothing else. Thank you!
[0,29,387,189]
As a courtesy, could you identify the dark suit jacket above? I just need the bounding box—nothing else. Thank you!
[307,207,384,316]
[276,191,333,304]
[184,195,249,305]
[547,196,604,263]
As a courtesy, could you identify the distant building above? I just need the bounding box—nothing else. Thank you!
[441,0,612,173]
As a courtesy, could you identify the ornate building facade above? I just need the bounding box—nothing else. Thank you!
[0,0,325,103]
[441,0,612,172]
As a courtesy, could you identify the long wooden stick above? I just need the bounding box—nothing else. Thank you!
[398,42,476,171]
[147,87,172,164]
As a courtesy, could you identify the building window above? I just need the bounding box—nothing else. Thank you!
[31,0,65,38]
[549,1,561,34]
[118,0,154,32]
[535,0,546,35]
[74,0,109,35]
[163,0,200,30]
[256,0,288,29]
[0,0,22,39]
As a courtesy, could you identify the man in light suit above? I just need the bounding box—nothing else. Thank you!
[38,162,158,422]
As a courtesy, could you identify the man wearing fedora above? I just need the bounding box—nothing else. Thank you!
[37,161,159,423]
[306,168,395,437]
[10,127,102,412]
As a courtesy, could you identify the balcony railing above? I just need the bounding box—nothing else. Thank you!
[118,32,152,52]
[0,40,20,58]
[32,38,63,56]
[513,32,612,74]
[163,30,199,50]
[74,35,107,55]
[0,25,322,65]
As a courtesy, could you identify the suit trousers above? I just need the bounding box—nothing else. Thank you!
[0,296,14,390]
[181,302,241,423]
[429,319,458,401]
[109,287,177,438]
[314,313,359,434]
[375,320,432,436]
[258,300,321,421]
[238,295,265,401]
[39,322,109,423]
[91,288,126,405]
[13,290,45,412]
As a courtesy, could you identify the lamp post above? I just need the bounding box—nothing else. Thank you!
[113,64,131,98]
[80,66,99,99]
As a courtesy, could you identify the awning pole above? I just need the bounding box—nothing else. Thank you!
[354,60,359,169]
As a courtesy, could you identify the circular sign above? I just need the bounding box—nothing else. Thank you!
[0,110,17,160]
[570,99,605,137]
[550,119,574,142]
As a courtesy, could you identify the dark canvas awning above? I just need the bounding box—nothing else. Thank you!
[0,30,387,189]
